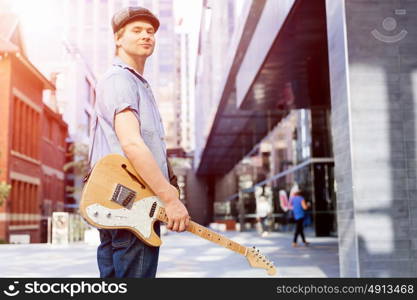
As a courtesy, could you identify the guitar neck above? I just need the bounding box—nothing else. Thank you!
[156,206,247,256]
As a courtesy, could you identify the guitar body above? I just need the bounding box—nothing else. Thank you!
[80,154,163,247]
[80,154,276,275]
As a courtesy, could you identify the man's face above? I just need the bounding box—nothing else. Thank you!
[116,19,156,58]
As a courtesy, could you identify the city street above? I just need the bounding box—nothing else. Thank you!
[2,0,417,278]
[0,228,339,278]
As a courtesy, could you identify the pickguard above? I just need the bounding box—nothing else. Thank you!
[85,196,161,238]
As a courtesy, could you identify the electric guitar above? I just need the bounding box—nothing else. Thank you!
[80,154,276,276]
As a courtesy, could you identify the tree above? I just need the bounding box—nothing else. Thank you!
[0,152,11,206]
[63,142,89,176]
[63,142,89,196]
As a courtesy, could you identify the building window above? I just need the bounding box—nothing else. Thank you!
[12,97,39,159]
[10,180,38,223]
[12,97,20,152]
[22,103,27,155]
[48,116,53,141]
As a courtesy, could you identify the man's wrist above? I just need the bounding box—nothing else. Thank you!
[155,183,176,201]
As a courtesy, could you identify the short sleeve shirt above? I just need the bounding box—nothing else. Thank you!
[290,196,305,220]
[89,56,169,179]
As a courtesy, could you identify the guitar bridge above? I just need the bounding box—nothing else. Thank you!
[111,184,136,209]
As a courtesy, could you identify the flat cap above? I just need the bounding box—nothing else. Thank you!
[111,6,160,33]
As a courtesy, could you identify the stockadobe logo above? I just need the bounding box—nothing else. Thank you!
[3,281,20,297]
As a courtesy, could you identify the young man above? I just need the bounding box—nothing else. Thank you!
[88,7,190,278]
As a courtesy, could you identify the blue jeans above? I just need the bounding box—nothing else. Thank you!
[97,223,160,278]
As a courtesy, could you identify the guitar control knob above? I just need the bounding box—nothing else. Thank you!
[94,212,98,217]
[107,213,111,218]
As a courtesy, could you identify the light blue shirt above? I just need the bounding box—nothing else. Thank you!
[88,56,169,179]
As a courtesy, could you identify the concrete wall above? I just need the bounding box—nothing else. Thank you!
[185,169,211,225]
[214,170,237,203]
[327,0,417,277]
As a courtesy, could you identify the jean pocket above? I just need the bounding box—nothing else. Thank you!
[111,229,133,249]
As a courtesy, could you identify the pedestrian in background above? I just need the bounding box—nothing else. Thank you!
[289,190,310,247]
[256,194,272,237]
[279,189,292,231]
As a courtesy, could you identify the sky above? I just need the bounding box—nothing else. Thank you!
[173,0,203,30]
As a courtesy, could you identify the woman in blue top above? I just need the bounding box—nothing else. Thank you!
[289,190,310,247]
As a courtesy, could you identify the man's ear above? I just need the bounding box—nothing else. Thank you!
[114,34,121,47]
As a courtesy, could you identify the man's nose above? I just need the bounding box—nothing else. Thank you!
[140,32,152,40]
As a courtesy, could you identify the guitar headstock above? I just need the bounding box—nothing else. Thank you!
[245,246,276,276]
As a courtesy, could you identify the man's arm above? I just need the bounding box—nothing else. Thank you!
[114,109,190,232]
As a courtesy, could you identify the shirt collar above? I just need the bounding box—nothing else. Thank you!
[112,56,148,84]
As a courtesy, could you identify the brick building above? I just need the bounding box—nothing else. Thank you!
[39,104,68,242]
[0,14,68,243]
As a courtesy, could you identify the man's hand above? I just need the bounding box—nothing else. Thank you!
[159,185,190,232]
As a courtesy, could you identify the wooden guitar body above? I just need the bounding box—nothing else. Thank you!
[80,154,162,246]
[80,154,276,276]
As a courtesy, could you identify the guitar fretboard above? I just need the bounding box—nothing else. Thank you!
[156,206,247,256]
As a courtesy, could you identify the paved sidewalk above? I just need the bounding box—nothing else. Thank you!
[0,228,339,278]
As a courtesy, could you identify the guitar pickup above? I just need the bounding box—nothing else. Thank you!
[111,184,136,209]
